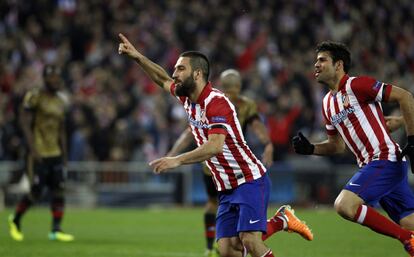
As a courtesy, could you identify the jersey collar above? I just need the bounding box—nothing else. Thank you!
[195,82,212,104]
[338,74,349,91]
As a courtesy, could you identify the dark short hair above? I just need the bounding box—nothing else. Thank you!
[180,51,210,81]
[316,41,351,73]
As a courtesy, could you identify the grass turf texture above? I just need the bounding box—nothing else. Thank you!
[0,207,406,257]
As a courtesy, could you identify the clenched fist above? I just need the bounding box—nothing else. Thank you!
[292,132,315,155]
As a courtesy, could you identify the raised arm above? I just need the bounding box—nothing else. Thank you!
[118,33,173,92]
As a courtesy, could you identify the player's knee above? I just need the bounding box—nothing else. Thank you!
[50,182,65,197]
[217,247,232,257]
[30,186,42,201]
[51,188,65,198]
[334,197,357,220]
[209,197,218,207]
[217,239,235,257]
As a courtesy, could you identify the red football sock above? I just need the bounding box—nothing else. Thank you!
[262,217,285,241]
[354,205,413,242]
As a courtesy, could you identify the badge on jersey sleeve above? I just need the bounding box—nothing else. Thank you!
[372,81,382,91]
[211,116,227,123]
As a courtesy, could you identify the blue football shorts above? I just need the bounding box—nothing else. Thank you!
[216,174,270,240]
[344,160,414,223]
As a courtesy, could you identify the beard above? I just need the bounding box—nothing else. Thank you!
[175,75,196,97]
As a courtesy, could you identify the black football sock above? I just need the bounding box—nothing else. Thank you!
[204,212,216,250]
[51,197,64,232]
[14,195,33,229]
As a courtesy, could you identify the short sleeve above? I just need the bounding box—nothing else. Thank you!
[22,89,40,110]
[351,76,391,103]
[206,97,233,136]
[322,106,337,135]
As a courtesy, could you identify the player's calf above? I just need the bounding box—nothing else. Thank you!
[217,238,243,257]
[239,231,270,257]
[334,191,363,220]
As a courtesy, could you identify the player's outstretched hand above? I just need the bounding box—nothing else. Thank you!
[401,135,414,173]
[292,132,314,155]
[149,157,181,174]
[118,33,139,59]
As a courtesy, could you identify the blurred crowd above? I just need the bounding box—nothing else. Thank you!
[1,0,413,163]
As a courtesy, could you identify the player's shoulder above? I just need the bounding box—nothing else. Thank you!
[350,75,377,87]
[239,95,257,109]
[205,92,233,114]
[210,87,226,97]
[23,87,43,102]
[22,87,43,109]
[25,87,42,97]
[239,95,255,104]
[206,89,228,103]
[322,90,332,102]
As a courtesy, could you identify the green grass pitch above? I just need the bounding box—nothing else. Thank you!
[0,206,407,257]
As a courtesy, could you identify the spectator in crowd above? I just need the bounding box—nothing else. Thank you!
[0,1,413,166]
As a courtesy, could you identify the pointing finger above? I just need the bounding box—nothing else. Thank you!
[118,33,130,44]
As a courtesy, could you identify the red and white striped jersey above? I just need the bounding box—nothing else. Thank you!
[170,82,266,191]
[322,74,402,167]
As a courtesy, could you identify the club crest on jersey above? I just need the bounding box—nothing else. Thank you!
[197,109,208,123]
[341,94,350,108]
